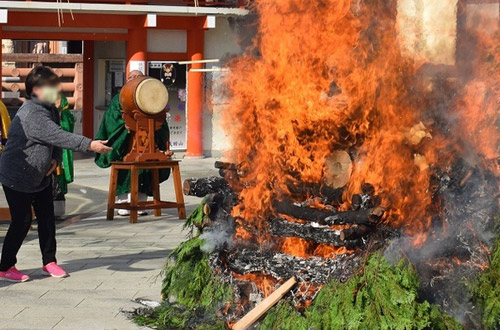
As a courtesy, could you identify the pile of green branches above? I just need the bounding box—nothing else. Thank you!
[260,253,462,330]
[133,205,232,330]
[134,204,498,330]
[472,217,500,330]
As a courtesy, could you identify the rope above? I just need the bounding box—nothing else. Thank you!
[56,0,75,27]
[194,0,199,15]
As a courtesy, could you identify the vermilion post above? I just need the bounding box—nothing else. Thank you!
[126,27,147,75]
[0,25,3,99]
[82,40,94,138]
[186,28,204,157]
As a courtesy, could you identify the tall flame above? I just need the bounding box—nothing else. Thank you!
[222,0,499,241]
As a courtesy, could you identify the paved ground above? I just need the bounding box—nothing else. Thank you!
[0,156,219,330]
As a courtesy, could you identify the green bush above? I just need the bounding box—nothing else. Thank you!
[260,253,463,330]
[472,235,500,330]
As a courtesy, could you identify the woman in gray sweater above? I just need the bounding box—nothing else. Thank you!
[0,66,111,282]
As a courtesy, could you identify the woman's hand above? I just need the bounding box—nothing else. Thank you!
[46,159,58,177]
[89,140,113,154]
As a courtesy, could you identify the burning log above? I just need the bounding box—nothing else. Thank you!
[202,192,236,217]
[351,194,362,210]
[269,218,364,248]
[219,248,360,284]
[286,182,344,204]
[219,169,241,183]
[232,277,297,330]
[214,161,240,171]
[339,224,372,241]
[203,193,222,216]
[183,176,229,197]
[275,200,384,225]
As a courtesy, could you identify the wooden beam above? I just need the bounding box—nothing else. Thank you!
[232,277,297,330]
[147,52,188,61]
[6,12,142,29]
[2,53,83,63]
[5,12,204,30]
[3,31,128,41]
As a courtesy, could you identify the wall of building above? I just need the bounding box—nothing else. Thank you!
[90,40,126,136]
[147,29,187,53]
[397,0,459,65]
[203,17,244,156]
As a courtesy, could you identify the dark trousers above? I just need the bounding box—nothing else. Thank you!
[0,184,56,271]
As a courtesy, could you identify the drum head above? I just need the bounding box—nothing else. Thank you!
[135,78,169,115]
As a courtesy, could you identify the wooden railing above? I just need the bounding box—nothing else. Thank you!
[2,54,84,110]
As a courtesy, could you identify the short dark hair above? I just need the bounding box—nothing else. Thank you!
[25,65,60,97]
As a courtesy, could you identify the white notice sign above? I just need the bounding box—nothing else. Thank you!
[129,60,146,75]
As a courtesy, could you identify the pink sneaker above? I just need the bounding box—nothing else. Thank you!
[0,266,30,282]
[42,262,68,278]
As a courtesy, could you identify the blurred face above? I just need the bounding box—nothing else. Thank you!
[33,83,60,105]
[127,70,143,82]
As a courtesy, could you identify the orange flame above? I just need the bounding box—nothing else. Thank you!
[232,272,277,297]
[222,0,499,247]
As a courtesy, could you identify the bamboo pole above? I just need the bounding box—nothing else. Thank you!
[178,59,220,65]
[190,68,229,73]
[232,277,297,330]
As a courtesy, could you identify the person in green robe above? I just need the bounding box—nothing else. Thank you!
[53,93,75,218]
[94,70,171,216]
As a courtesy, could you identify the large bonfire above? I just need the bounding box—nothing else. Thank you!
[134,0,499,329]
[224,0,498,243]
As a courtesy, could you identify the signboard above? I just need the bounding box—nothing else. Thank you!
[148,61,187,150]
[130,60,146,75]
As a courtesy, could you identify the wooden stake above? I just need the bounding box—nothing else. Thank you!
[190,68,229,73]
[232,277,297,330]
[178,59,220,65]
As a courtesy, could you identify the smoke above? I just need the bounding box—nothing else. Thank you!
[385,157,498,326]
[200,211,235,254]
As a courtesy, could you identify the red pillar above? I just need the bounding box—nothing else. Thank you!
[126,27,147,76]
[82,40,94,138]
[0,25,3,99]
[186,28,204,157]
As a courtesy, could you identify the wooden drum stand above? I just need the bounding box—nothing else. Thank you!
[106,76,186,223]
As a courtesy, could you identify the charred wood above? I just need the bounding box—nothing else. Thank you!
[203,193,223,216]
[361,183,375,196]
[183,176,229,197]
[214,161,240,171]
[339,224,372,241]
[202,192,238,218]
[274,200,384,225]
[219,168,240,183]
[351,194,362,210]
[286,182,344,204]
[269,218,363,248]
[217,248,361,284]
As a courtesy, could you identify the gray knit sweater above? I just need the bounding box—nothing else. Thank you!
[0,98,92,193]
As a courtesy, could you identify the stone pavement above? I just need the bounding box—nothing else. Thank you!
[0,156,219,330]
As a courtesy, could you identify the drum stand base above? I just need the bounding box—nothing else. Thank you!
[106,160,186,223]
